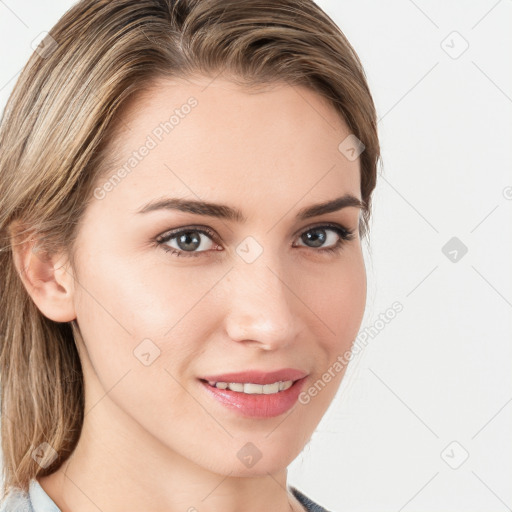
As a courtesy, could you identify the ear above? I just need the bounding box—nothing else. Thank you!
[10,230,77,323]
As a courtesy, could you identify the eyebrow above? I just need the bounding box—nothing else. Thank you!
[135,193,365,222]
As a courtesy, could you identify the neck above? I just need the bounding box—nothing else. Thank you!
[37,398,304,512]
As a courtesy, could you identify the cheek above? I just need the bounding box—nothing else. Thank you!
[72,249,226,392]
[334,256,366,341]
[300,249,366,349]
[302,255,366,385]
[75,245,217,335]
[72,254,203,435]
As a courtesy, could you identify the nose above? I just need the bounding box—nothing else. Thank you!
[222,257,304,351]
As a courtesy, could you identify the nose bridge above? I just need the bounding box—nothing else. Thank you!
[222,248,301,348]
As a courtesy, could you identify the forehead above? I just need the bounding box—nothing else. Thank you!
[96,76,361,215]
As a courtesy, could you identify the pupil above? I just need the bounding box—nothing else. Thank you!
[303,228,326,247]
[178,231,201,251]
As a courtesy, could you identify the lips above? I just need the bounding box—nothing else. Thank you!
[199,375,308,418]
[200,368,308,385]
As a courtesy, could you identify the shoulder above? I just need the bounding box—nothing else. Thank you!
[0,486,33,512]
[1,479,60,512]
[289,485,333,512]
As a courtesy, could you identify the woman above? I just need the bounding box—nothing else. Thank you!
[0,0,380,510]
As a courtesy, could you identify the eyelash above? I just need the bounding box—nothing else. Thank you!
[154,222,356,259]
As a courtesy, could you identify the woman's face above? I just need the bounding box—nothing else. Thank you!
[69,76,366,475]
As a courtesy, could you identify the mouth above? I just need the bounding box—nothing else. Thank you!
[200,378,296,395]
[197,370,308,418]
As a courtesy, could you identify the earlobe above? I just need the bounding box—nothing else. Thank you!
[10,234,77,323]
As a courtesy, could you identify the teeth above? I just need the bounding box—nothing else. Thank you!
[279,380,293,391]
[263,382,280,394]
[206,380,294,394]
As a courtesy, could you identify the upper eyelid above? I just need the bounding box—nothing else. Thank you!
[156,225,217,243]
[157,222,352,245]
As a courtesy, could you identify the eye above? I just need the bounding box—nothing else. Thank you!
[154,223,356,258]
[293,223,356,254]
[155,226,219,258]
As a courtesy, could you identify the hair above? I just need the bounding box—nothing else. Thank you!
[0,0,380,497]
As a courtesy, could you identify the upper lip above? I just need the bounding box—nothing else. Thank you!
[200,368,308,385]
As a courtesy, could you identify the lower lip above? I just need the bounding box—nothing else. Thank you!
[199,378,307,418]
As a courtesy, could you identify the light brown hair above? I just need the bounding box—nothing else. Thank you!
[0,0,380,496]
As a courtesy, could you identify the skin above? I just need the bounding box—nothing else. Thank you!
[14,75,367,512]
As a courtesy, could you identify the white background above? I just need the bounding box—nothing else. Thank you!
[1,1,511,511]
